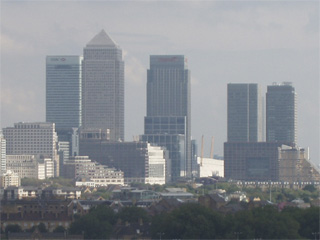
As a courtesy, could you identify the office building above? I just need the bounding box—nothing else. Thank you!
[266,82,297,145]
[224,142,281,181]
[2,122,59,177]
[6,155,53,180]
[79,139,168,185]
[0,132,6,176]
[82,30,124,141]
[227,83,263,142]
[63,156,124,186]
[46,56,82,129]
[142,55,191,180]
[279,146,320,182]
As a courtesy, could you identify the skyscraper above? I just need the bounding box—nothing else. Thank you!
[142,55,191,180]
[82,30,124,141]
[227,83,263,142]
[46,56,82,129]
[266,82,297,144]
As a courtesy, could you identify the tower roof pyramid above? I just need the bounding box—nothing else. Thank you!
[86,29,119,48]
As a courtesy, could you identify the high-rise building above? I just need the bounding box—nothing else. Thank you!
[46,56,82,129]
[142,55,191,180]
[2,122,59,177]
[266,82,297,145]
[0,131,6,176]
[227,83,263,142]
[82,30,124,141]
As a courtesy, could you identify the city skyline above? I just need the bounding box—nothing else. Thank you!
[1,1,318,165]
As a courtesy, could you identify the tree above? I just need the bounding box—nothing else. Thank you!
[5,224,22,237]
[38,222,48,233]
[117,206,149,224]
[53,226,66,233]
[303,184,317,193]
[150,203,225,239]
[69,205,115,239]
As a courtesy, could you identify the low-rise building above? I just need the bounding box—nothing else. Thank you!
[0,170,20,187]
[6,155,55,180]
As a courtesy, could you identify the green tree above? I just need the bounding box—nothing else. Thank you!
[5,224,22,237]
[117,206,149,224]
[69,205,115,239]
[53,226,66,233]
[150,203,225,239]
[38,222,47,233]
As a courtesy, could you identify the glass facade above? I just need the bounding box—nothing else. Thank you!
[82,30,124,141]
[46,56,82,129]
[227,83,263,142]
[266,83,297,145]
[143,55,191,180]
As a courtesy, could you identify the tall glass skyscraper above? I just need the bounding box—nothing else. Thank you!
[142,55,191,180]
[266,82,297,145]
[82,30,124,141]
[46,56,82,129]
[227,83,263,142]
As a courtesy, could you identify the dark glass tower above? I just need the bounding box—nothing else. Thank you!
[227,83,263,142]
[46,56,82,129]
[82,30,124,141]
[266,82,297,145]
[142,55,191,180]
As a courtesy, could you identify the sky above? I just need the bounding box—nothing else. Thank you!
[1,1,319,166]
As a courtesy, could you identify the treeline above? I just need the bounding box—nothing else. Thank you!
[67,204,319,239]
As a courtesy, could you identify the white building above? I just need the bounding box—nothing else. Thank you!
[146,145,167,185]
[0,132,6,176]
[0,170,20,187]
[6,155,55,180]
[64,156,124,186]
[197,157,224,178]
[3,122,59,177]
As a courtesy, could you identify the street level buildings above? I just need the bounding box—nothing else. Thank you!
[227,83,263,142]
[82,30,124,141]
[2,122,59,177]
[46,56,82,129]
[266,82,297,145]
[142,55,191,180]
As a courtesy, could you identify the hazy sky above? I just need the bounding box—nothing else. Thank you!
[1,1,319,165]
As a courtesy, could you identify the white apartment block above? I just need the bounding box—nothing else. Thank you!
[64,156,124,186]
[0,170,20,187]
[145,144,166,185]
[2,122,59,177]
[6,155,55,180]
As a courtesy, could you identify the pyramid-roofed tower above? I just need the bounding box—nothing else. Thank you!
[86,29,118,48]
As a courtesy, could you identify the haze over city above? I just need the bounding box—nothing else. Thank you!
[1,1,319,165]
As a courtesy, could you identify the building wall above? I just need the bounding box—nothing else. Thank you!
[266,82,297,144]
[79,141,166,184]
[3,122,59,177]
[0,170,20,187]
[82,30,124,141]
[279,146,320,182]
[224,142,280,181]
[46,56,82,129]
[227,83,263,142]
[145,55,191,179]
[0,132,6,176]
